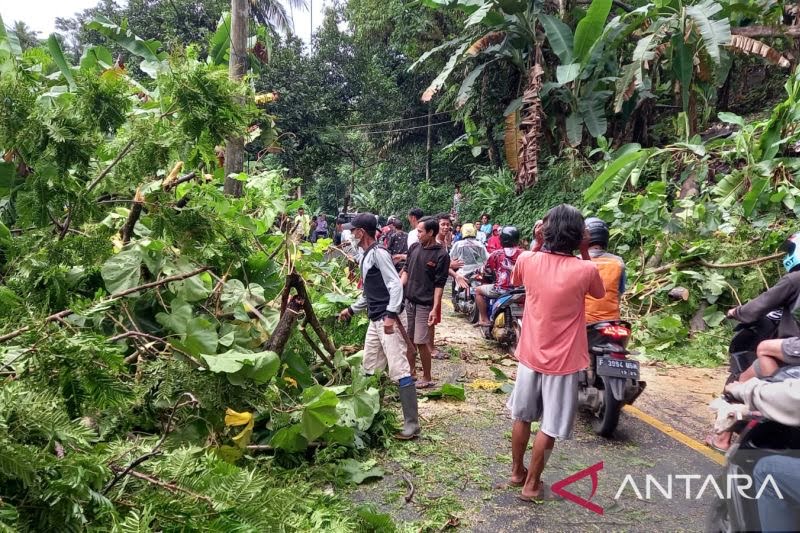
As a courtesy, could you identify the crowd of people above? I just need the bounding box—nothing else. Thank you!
[286,200,799,521]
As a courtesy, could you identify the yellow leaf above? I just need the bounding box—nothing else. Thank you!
[468,379,503,391]
[283,376,298,388]
[225,408,253,427]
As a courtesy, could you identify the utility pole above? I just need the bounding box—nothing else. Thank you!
[223,0,248,197]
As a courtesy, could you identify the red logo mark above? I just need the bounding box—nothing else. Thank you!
[552,461,604,515]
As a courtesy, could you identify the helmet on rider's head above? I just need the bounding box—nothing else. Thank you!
[783,232,800,273]
[499,226,520,248]
[585,217,610,248]
[461,223,477,238]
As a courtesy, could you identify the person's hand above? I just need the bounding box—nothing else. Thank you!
[532,220,544,252]
[339,308,352,322]
[392,254,405,262]
[456,273,469,290]
[383,316,395,335]
[428,308,438,326]
[451,258,464,270]
[726,307,738,319]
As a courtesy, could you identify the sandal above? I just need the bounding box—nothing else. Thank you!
[704,434,729,454]
[415,380,437,389]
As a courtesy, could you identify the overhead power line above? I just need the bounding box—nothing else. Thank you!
[347,110,456,129]
[358,119,458,135]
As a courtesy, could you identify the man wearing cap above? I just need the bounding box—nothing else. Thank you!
[338,213,420,440]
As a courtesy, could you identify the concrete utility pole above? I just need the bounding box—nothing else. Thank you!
[223,0,249,197]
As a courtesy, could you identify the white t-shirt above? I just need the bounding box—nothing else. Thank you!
[407,228,419,248]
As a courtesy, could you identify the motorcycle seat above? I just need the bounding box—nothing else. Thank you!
[590,342,628,355]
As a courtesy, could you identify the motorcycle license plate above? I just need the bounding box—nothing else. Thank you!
[596,356,640,379]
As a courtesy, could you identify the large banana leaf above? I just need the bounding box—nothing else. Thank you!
[0,14,22,58]
[540,14,574,65]
[671,35,692,113]
[456,63,489,107]
[87,16,162,63]
[465,1,494,27]
[421,42,469,102]
[566,112,583,147]
[573,0,612,63]
[742,176,769,217]
[711,171,745,206]
[578,90,612,138]
[409,37,465,72]
[685,0,731,64]
[47,35,76,91]
[208,12,231,66]
[584,147,648,202]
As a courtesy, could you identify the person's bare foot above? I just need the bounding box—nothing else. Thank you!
[518,482,563,502]
[493,468,527,489]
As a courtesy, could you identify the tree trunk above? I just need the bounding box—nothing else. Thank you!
[690,301,709,334]
[265,296,302,354]
[223,0,248,197]
[425,106,432,181]
[731,25,800,37]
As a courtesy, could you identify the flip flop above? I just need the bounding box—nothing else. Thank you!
[704,434,729,454]
[415,380,437,389]
[493,469,528,489]
[516,485,564,503]
[473,322,491,328]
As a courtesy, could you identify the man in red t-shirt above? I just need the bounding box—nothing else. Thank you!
[506,205,604,502]
[475,226,522,327]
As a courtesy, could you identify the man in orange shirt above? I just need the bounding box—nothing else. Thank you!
[506,205,605,502]
[583,217,626,324]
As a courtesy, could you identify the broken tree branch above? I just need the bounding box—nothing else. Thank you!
[0,267,210,343]
[87,139,135,192]
[121,188,145,245]
[299,320,335,370]
[647,252,784,275]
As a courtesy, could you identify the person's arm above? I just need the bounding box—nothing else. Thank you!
[429,287,443,326]
[726,378,800,426]
[511,255,525,287]
[374,249,403,333]
[431,252,450,321]
[587,265,606,299]
[619,263,627,300]
[730,275,797,321]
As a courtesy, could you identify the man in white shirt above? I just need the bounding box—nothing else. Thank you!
[406,208,423,248]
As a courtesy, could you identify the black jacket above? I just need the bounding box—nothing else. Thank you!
[733,271,800,338]
[403,242,450,306]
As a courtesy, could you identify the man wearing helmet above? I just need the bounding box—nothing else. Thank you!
[475,226,523,327]
[584,217,626,323]
[705,231,800,452]
[450,223,489,289]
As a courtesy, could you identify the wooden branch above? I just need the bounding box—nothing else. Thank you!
[87,139,135,192]
[293,274,339,358]
[0,267,210,344]
[648,251,784,275]
[164,171,197,192]
[264,296,303,354]
[731,25,800,38]
[109,330,203,367]
[121,188,145,245]
[299,321,335,370]
[113,469,214,506]
[57,209,72,241]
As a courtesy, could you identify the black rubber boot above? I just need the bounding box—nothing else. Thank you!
[395,383,421,440]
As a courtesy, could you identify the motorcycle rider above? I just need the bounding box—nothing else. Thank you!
[338,213,420,439]
[723,377,800,531]
[450,223,488,290]
[707,232,800,452]
[475,226,523,328]
[584,217,626,324]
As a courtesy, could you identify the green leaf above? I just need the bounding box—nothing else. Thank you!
[337,388,380,431]
[717,111,743,127]
[208,12,231,66]
[46,36,76,91]
[686,0,731,64]
[337,458,384,484]
[0,161,15,189]
[301,386,340,441]
[424,383,466,401]
[270,424,308,452]
[456,63,488,107]
[584,148,648,202]
[556,63,581,85]
[421,42,469,102]
[573,0,613,63]
[156,299,192,335]
[464,1,493,27]
[101,248,142,295]
[489,366,510,381]
[87,16,162,63]
[712,172,746,206]
[742,177,770,217]
[0,15,22,58]
[540,14,574,64]
[184,317,218,356]
[201,349,279,385]
[578,90,611,138]
[566,112,583,147]
[671,36,692,113]
[408,37,465,72]
[79,45,113,71]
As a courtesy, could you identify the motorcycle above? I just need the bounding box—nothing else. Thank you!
[705,366,800,532]
[451,271,482,323]
[578,321,647,437]
[726,309,782,385]
[480,287,525,350]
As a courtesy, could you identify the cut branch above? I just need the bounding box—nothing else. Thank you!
[647,251,784,275]
[731,25,800,38]
[0,267,210,343]
[299,320,335,370]
[121,188,145,245]
[87,139,135,192]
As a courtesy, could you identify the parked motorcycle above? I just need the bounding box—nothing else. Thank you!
[480,288,525,350]
[705,366,800,532]
[451,271,482,323]
[578,321,647,437]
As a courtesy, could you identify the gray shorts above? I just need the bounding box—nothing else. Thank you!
[782,337,800,365]
[406,301,432,345]
[506,363,580,440]
[477,284,505,299]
